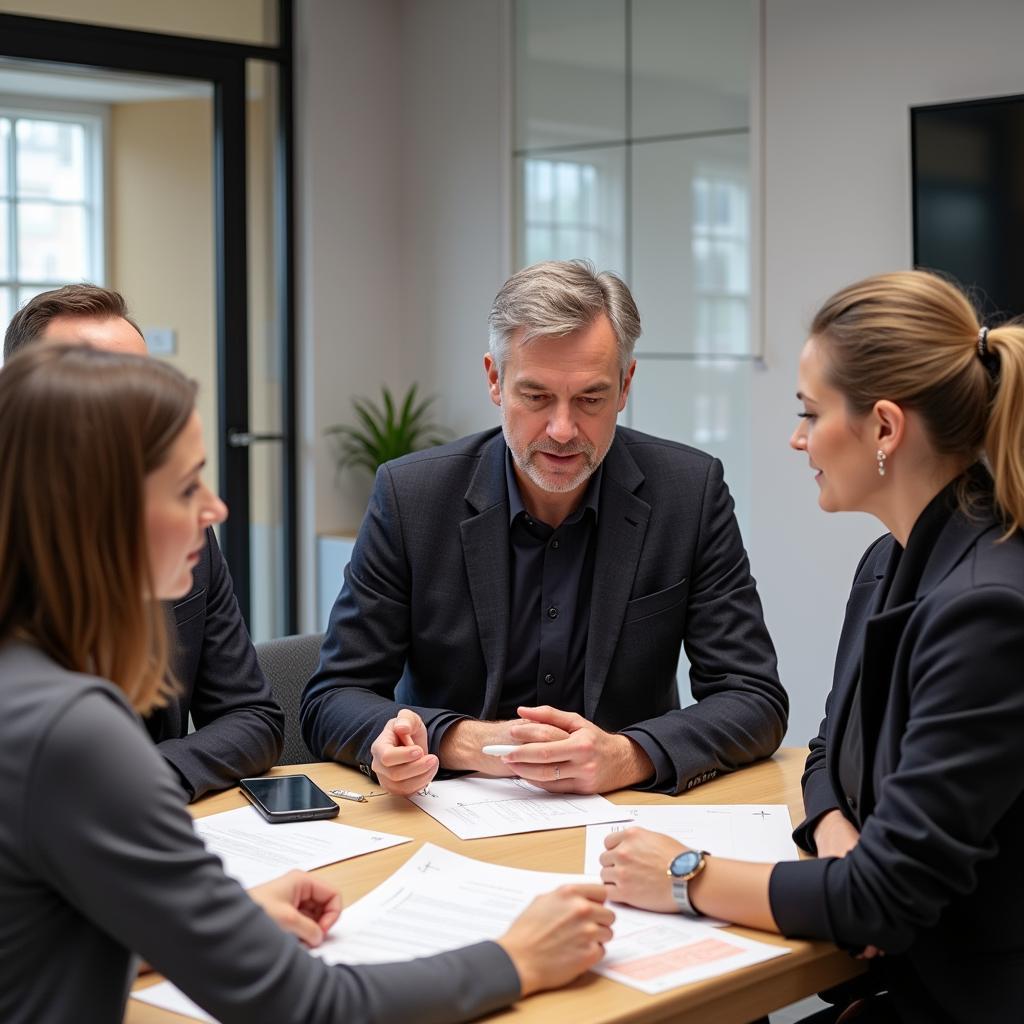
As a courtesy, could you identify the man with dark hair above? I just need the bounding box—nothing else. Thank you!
[4,285,284,799]
[303,260,786,798]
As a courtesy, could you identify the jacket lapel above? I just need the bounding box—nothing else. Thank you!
[855,601,915,820]
[461,434,511,717]
[851,511,998,820]
[584,434,650,719]
[828,550,891,810]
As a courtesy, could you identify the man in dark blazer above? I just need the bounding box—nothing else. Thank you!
[302,261,786,796]
[4,286,284,800]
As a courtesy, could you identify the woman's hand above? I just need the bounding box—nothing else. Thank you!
[599,827,686,913]
[497,884,614,997]
[813,810,860,859]
[250,869,342,948]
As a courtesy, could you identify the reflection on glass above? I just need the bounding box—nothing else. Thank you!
[627,357,752,528]
[247,59,287,642]
[0,202,8,279]
[0,289,10,363]
[517,147,626,273]
[0,119,9,195]
[16,119,87,200]
[632,0,752,138]
[17,202,88,281]
[515,0,626,150]
[632,133,749,355]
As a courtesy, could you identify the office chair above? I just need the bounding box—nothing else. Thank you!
[254,632,324,766]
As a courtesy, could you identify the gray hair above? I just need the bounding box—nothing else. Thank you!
[487,259,641,382]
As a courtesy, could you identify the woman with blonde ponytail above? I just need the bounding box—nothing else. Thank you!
[0,345,612,1024]
[600,270,1024,1022]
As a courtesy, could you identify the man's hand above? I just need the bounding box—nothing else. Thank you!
[497,884,614,997]
[497,705,654,794]
[438,717,570,774]
[370,709,439,796]
[813,809,860,859]
[250,869,342,947]
[599,827,684,913]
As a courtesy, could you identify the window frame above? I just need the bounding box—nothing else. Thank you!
[0,93,107,316]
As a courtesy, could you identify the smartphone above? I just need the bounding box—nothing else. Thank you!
[239,774,340,824]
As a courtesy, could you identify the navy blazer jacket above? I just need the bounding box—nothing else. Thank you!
[771,507,1024,1022]
[148,528,284,800]
[302,427,786,794]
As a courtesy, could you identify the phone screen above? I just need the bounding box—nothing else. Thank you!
[240,775,339,819]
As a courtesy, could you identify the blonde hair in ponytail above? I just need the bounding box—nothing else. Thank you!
[810,270,1024,535]
[982,323,1024,535]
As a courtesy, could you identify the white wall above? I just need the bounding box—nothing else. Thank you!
[756,0,1024,743]
[398,0,511,438]
[296,0,1024,738]
[295,0,405,627]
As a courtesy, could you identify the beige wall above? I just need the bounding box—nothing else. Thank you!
[108,97,220,490]
[0,0,273,44]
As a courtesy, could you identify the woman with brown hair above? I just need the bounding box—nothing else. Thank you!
[0,344,613,1024]
[599,270,1024,1022]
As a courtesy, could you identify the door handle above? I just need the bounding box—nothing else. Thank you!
[227,429,286,447]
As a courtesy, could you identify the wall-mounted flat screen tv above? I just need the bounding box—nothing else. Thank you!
[912,93,1024,321]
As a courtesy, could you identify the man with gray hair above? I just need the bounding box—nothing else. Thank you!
[303,260,786,796]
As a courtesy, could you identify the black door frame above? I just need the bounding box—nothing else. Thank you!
[0,4,297,633]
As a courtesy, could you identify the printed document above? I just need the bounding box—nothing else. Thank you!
[134,843,789,1020]
[193,805,411,889]
[407,774,626,839]
[583,804,800,877]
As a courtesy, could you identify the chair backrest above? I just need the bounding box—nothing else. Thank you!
[255,632,324,766]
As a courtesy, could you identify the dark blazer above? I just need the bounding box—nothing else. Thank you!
[771,508,1024,1022]
[302,427,786,794]
[148,527,284,800]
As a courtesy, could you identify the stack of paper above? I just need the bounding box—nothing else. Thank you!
[583,804,800,876]
[194,805,411,889]
[407,774,627,840]
[135,842,790,1021]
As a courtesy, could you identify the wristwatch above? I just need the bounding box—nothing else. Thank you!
[667,849,709,916]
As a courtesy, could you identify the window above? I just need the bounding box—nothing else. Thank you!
[512,0,759,530]
[0,104,104,348]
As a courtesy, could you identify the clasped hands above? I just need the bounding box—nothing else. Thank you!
[369,705,653,797]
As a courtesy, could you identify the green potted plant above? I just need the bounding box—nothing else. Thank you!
[324,384,448,476]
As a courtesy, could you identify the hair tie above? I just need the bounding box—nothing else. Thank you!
[977,326,990,360]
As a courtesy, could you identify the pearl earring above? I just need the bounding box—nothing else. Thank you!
[877,449,887,477]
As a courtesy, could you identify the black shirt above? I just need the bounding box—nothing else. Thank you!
[499,451,601,717]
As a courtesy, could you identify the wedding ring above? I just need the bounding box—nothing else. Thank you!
[554,766,561,781]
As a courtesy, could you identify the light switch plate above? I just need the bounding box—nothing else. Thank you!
[144,326,177,355]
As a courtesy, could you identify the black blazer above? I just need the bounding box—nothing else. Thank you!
[147,528,284,800]
[302,427,786,794]
[771,508,1024,1022]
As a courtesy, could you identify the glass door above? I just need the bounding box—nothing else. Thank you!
[0,10,297,637]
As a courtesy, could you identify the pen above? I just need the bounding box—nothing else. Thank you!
[329,789,368,802]
[481,744,519,756]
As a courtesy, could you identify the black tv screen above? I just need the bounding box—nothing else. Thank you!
[912,94,1024,321]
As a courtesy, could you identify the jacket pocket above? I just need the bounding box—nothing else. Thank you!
[623,577,688,624]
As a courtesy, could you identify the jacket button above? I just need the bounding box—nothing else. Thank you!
[547,606,559,620]
[543,672,555,685]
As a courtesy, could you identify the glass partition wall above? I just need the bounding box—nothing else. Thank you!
[514,0,760,529]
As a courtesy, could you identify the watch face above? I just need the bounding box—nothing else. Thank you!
[669,850,702,878]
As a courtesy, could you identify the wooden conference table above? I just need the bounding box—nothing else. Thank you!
[128,747,863,1024]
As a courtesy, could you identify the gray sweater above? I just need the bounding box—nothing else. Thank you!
[0,640,520,1024]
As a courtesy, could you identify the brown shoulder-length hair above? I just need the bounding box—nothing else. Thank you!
[0,345,197,712]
